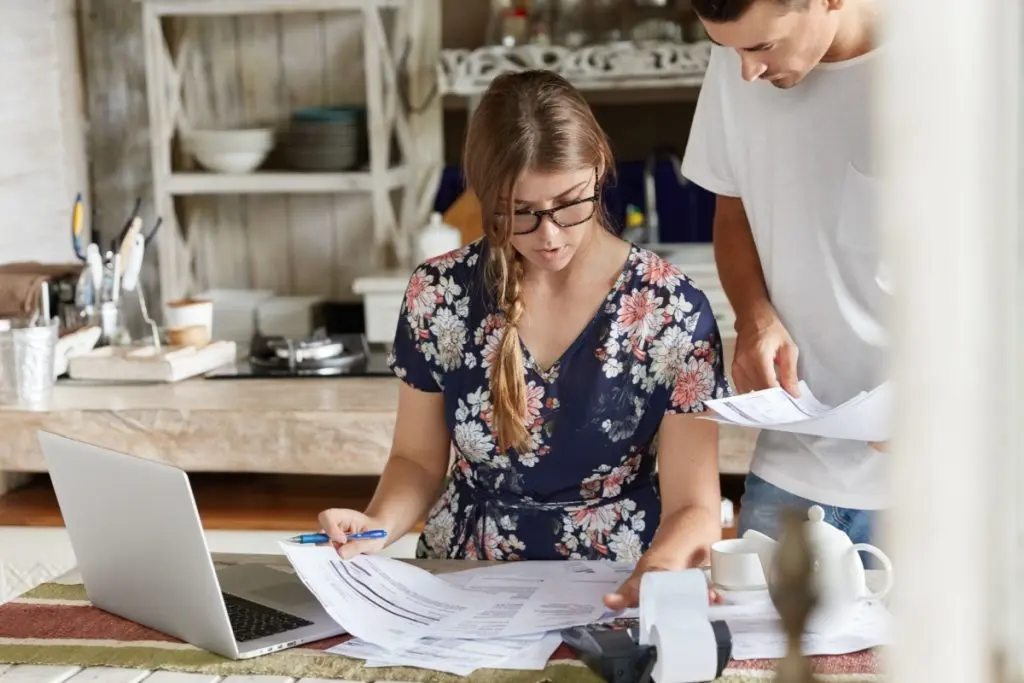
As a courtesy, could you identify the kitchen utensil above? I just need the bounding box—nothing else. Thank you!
[71,192,86,260]
[11,317,58,408]
[120,231,161,352]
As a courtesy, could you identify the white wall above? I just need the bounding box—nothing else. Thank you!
[0,0,89,265]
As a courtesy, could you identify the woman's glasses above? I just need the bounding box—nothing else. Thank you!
[499,194,600,236]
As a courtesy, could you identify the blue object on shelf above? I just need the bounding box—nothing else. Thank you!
[432,161,715,244]
[291,106,363,123]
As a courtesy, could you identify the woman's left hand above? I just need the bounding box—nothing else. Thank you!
[602,555,718,611]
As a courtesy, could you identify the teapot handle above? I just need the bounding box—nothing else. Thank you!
[851,543,894,599]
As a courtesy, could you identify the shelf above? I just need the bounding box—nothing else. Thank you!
[139,0,408,17]
[438,40,711,98]
[166,165,409,195]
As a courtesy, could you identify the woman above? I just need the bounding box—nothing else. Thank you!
[318,70,731,609]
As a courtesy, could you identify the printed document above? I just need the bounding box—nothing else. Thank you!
[704,381,891,442]
[708,596,891,660]
[441,559,635,632]
[279,544,509,646]
[281,546,625,648]
[330,631,563,676]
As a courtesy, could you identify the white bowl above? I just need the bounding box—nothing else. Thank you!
[183,128,274,173]
[184,127,274,152]
[190,148,270,174]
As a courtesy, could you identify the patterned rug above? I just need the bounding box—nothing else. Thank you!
[0,581,884,682]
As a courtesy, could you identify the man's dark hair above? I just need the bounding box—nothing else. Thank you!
[691,0,808,23]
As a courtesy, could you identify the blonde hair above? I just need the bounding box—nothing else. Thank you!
[461,70,615,452]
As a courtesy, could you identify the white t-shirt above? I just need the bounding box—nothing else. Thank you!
[682,45,888,510]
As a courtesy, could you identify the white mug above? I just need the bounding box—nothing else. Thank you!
[710,538,767,591]
[164,298,213,338]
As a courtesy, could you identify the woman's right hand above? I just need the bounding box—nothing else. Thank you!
[316,508,390,560]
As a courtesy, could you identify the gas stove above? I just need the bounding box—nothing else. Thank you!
[204,330,392,379]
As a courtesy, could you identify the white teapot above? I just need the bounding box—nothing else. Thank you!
[741,505,894,634]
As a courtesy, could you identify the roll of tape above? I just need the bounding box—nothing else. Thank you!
[650,621,719,683]
[638,569,709,645]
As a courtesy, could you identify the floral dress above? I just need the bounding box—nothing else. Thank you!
[386,239,731,563]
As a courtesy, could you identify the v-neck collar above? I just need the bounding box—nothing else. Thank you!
[520,244,638,382]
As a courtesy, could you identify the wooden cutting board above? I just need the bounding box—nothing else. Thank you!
[443,189,483,245]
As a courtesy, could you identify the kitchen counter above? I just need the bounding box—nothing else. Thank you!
[0,360,756,492]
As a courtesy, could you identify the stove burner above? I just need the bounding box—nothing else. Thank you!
[249,330,368,376]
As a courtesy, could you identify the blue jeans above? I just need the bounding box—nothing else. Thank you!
[738,472,878,547]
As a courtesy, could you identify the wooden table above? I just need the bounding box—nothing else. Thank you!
[0,553,882,683]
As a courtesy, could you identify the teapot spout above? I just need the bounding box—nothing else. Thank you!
[741,528,779,576]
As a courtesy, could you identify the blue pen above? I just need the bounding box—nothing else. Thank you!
[286,530,388,544]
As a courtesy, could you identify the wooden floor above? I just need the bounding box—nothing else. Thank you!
[0,472,383,530]
[0,471,742,536]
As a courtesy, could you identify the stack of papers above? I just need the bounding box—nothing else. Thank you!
[281,544,635,675]
[707,593,891,660]
[280,545,890,674]
[704,380,892,442]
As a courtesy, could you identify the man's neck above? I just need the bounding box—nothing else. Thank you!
[823,0,878,62]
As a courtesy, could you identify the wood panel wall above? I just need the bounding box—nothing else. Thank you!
[178,12,374,299]
[78,1,691,333]
[80,2,439,330]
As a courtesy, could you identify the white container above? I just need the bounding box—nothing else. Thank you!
[194,288,275,344]
[416,212,462,262]
[163,298,214,335]
[257,295,324,338]
[352,273,410,344]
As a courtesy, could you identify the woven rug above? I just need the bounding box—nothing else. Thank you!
[0,581,883,683]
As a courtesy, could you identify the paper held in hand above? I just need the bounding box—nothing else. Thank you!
[703,380,892,442]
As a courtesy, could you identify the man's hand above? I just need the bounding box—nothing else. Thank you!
[869,441,889,452]
[732,313,800,396]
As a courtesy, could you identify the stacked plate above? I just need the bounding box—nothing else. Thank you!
[281,107,365,172]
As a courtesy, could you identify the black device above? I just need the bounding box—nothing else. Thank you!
[561,618,732,683]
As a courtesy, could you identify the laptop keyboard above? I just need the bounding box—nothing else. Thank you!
[222,592,314,642]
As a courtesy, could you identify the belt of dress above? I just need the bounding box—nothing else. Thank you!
[448,468,654,559]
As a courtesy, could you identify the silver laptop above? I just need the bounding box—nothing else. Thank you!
[38,430,344,659]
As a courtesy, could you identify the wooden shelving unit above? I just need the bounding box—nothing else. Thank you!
[136,0,433,301]
[437,38,712,111]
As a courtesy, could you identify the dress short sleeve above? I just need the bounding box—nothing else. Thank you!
[662,289,733,415]
[386,267,444,393]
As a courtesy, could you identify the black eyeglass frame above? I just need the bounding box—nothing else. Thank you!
[499,194,601,236]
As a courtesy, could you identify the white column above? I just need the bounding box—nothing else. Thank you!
[879,0,1020,682]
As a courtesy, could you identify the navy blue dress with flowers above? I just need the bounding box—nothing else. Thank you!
[386,239,731,562]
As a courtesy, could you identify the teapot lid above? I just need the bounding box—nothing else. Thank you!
[804,504,852,550]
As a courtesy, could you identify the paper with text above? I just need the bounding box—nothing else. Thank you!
[708,596,891,659]
[279,544,509,647]
[331,632,562,676]
[442,559,635,633]
[704,381,891,442]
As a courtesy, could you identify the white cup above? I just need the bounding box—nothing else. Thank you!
[710,538,767,591]
[164,298,214,339]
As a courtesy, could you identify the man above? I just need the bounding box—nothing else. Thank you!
[681,0,887,544]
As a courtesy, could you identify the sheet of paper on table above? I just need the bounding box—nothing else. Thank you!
[324,560,635,675]
[703,380,892,442]
[280,544,632,651]
[329,631,564,676]
[707,593,891,660]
